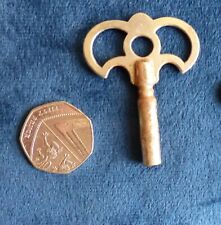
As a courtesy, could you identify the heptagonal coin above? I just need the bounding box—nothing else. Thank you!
[20,101,94,174]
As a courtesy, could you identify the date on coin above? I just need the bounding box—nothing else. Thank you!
[20,101,94,174]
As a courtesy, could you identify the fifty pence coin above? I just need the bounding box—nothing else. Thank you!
[20,101,94,174]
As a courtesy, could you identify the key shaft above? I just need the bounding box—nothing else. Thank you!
[135,61,161,166]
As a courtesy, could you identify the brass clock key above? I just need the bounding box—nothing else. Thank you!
[84,13,200,167]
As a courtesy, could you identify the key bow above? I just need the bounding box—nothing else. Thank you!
[84,12,200,84]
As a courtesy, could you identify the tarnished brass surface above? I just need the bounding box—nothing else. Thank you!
[20,101,94,174]
[84,13,200,167]
[135,61,161,166]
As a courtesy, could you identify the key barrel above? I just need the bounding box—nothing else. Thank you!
[135,61,161,166]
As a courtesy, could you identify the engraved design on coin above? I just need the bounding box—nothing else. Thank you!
[20,101,94,174]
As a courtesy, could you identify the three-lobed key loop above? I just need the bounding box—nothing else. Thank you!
[84,12,200,85]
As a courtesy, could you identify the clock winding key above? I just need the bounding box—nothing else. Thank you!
[83,12,200,166]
